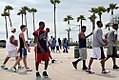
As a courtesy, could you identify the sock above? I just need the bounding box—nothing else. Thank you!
[36,71,39,73]
[83,60,86,68]
[44,70,47,72]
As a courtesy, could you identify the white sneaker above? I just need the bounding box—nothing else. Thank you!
[86,68,95,74]
[26,68,32,72]
[10,67,17,72]
[1,65,8,70]
[102,70,110,74]
[18,65,24,69]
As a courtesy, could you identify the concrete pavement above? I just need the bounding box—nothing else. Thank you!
[0,47,119,80]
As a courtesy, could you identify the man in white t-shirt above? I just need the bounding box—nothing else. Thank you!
[1,28,22,70]
[105,24,119,69]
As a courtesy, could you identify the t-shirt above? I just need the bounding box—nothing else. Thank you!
[33,29,48,53]
[107,28,117,47]
[93,28,105,47]
[56,42,59,46]
[6,33,17,51]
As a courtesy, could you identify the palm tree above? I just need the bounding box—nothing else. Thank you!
[21,6,29,39]
[50,0,60,38]
[89,7,98,14]
[28,8,37,32]
[77,15,86,31]
[89,7,98,30]
[107,3,119,15]
[64,15,74,42]
[17,9,25,25]
[88,14,97,31]
[4,5,13,27]
[1,11,9,39]
[97,6,107,21]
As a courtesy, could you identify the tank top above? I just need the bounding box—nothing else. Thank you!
[19,34,24,48]
[79,32,86,48]
[6,33,17,51]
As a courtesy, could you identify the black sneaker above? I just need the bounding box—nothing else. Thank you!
[72,62,77,69]
[82,66,87,70]
[113,65,119,69]
[42,71,48,78]
[52,59,56,63]
[66,51,68,53]
[36,72,41,78]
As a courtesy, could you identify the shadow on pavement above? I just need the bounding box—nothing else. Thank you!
[35,77,51,80]
[95,73,117,78]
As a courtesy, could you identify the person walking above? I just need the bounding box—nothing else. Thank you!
[72,26,92,70]
[10,25,32,72]
[58,38,62,49]
[1,27,22,69]
[56,40,60,53]
[46,28,56,63]
[86,21,110,74]
[63,38,68,53]
[51,38,56,52]
[33,22,50,78]
[105,23,119,69]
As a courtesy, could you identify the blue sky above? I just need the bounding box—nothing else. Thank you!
[0,0,119,41]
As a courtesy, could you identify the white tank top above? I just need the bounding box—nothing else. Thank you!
[6,33,17,51]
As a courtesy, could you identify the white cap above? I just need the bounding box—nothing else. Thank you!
[11,27,16,31]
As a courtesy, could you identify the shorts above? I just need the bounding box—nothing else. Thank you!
[7,49,17,57]
[107,46,118,58]
[79,48,87,60]
[91,47,105,60]
[34,47,50,63]
[19,48,27,58]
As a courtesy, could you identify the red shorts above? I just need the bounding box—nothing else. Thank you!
[34,47,50,63]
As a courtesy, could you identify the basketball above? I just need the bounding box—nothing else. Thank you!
[13,40,18,46]
[103,39,108,44]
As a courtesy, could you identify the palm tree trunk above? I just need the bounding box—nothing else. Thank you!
[99,15,102,21]
[80,20,82,28]
[8,15,12,27]
[54,4,56,38]
[68,22,70,43]
[22,14,23,25]
[5,16,8,39]
[92,20,95,31]
[25,14,28,40]
[111,9,113,15]
[68,30,70,43]
[33,13,35,31]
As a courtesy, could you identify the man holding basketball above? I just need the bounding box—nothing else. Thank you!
[86,21,110,74]
[105,24,119,69]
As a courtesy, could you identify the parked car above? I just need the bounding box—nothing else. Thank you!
[0,40,6,48]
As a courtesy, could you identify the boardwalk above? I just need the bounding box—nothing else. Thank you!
[0,47,119,80]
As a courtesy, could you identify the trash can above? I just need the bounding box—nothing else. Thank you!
[74,46,80,58]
